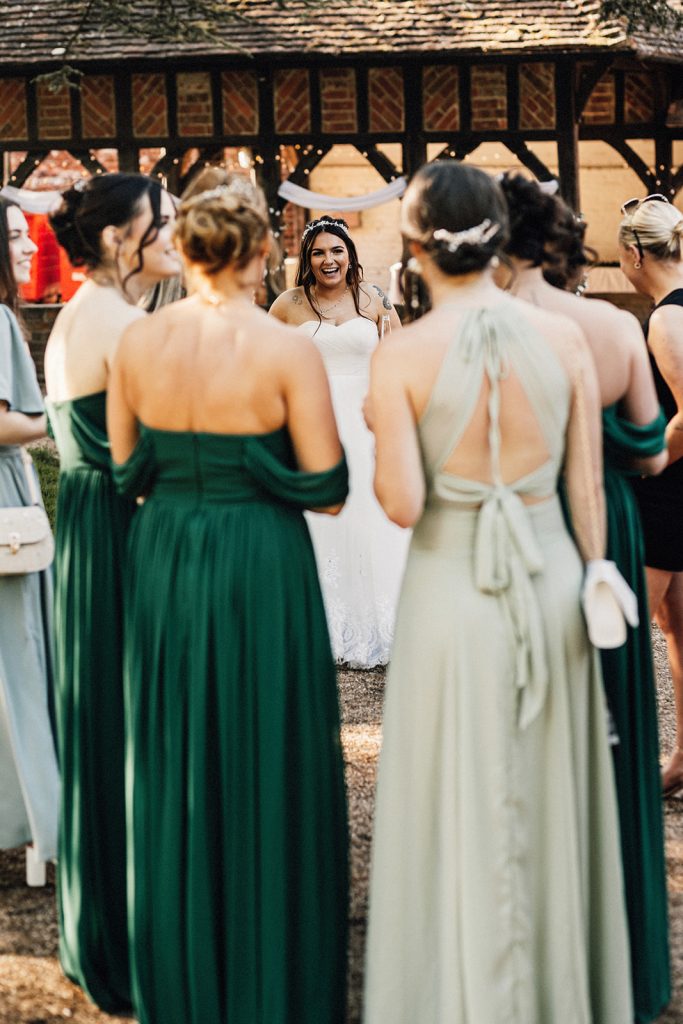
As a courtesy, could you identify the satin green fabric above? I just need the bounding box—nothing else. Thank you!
[115,425,349,1024]
[47,391,134,1013]
[601,403,670,1023]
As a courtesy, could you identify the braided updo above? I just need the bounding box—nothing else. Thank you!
[175,181,270,274]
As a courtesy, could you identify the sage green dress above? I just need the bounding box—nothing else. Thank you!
[365,305,633,1024]
[47,391,134,1013]
[601,404,670,1023]
[114,425,349,1024]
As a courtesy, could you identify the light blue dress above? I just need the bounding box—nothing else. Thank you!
[0,305,59,862]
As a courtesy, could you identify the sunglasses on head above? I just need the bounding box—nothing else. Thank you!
[619,194,670,261]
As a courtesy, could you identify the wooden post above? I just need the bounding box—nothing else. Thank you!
[555,61,580,210]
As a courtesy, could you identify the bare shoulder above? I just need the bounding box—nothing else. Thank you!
[650,302,683,339]
[269,286,307,324]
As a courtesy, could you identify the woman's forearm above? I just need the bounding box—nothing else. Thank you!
[0,410,47,445]
[665,414,683,466]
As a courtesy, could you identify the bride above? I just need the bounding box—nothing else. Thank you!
[270,217,409,668]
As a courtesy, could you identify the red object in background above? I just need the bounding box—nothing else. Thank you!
[19,213,85,303]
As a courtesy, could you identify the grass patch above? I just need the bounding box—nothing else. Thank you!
[29,445,60,531]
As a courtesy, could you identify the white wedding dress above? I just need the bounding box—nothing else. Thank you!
[302,316,410,668]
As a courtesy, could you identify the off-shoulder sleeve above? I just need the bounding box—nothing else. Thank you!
[602,405,666,473]
[112,431,156,499]
[244,439,349,509]
[70,404,112,470]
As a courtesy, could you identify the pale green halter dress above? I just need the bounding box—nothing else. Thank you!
[364,304,632,1024]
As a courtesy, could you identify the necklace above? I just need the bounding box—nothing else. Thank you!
[314,285,348,318]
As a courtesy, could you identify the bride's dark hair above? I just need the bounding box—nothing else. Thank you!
[295,217,371,327]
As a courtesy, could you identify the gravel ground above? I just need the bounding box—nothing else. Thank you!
[1,645,681,1024]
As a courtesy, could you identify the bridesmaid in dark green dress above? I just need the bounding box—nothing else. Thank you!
[499,174,670,1023]
[108,180,348,1024]
[45,174,181,1012]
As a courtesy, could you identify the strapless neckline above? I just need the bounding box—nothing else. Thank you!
[300,317,377,331]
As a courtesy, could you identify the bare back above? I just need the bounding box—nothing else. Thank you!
[513,279,659,425]
[109,294,342,475]
[370,292,606,558]
[44,280,144,401]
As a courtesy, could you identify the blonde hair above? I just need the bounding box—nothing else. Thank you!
[619,200,683,262]
[175,182,270,274]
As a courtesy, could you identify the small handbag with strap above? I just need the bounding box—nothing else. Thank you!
[0,448,54,575]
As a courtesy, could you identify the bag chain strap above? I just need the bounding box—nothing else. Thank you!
[19,448,41,507]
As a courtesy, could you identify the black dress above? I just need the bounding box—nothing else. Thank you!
[632,288,683,570]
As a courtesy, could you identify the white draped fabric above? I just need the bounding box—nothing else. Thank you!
[277,176,407,211]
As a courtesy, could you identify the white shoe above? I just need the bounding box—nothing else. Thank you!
[26,845,46,887]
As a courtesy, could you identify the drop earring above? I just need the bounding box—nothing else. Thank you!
[407,256,422,274]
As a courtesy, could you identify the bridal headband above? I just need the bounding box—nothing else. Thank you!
[191,177,258,204]
[302,218,349,240]
[432,218,500,253]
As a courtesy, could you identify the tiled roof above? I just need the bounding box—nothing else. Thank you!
[3,0,683,64]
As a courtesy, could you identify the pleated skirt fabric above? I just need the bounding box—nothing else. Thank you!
[364,497,633,1024]
[124,494,348,1024]
[53,465,135,1012]
[601,464,670,1022]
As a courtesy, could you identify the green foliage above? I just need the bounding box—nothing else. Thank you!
[30,446,60,532]
[599,0,683,32]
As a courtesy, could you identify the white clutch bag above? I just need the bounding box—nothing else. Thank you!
[581,559,639,649]
[0,449,54,576]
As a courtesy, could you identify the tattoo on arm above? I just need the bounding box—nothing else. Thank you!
[372,284,392,311]
[292,292,302,305]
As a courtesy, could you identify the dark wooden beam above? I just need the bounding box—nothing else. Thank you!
[576,58,614,117]
[672,164,683,197]
[654,134,674,197]
[431,138,482,163]
[7,150,50,187]
[555,61,580,209]
[604,138,655,191]
[71,149,109,177]
[503,138,555,183]
[358,143,401,184]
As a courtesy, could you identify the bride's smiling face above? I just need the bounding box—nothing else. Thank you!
[310,232,349,290]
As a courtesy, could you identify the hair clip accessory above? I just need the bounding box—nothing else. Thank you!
[302,218,348,240]
[72,177,89,192]
[193,178,257,204]
[432,218,499,253]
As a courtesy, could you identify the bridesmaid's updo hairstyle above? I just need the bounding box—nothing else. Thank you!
[50,174,164,296]
[402,161,508,277]
[498,173,561,267]
[175,179,269,275]
[619,198,683,263]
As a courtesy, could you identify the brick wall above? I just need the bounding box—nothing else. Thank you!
[0,78,27,140]
[321,69,357,134]
[625,72,655,124]
[274,69,311,134]
[519,63,555,130]
[132,73,168,138]
[222,70,259,135]
[177,72,214,138]
[470,66,507,130]
[81,76,117,138]
[422,66,460,132]
[36,83,72,140]
[23,304,61,392]
[368,68,405,133]
[582,72,616,124]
